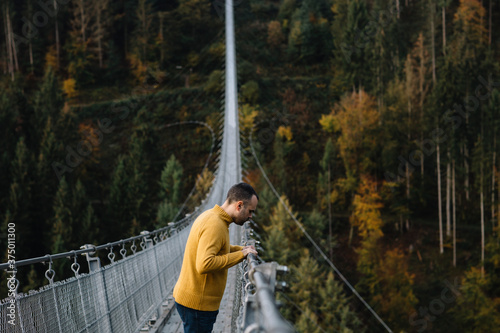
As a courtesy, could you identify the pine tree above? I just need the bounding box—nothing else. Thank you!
[270,126,294,194]
[107,156,131,239]
[51,177,73,254]
[126,133,150,233]
[157,154,183,226]
[319,138,336,258]
[33,68,64,138]
[289,251,324,327]
[7,138,36,259]
[339,0,372,90]
[295,307,322,333]
[452,267,500,332]
[320,272,365,332]
[72,179,96,246]
[262,196,301,264]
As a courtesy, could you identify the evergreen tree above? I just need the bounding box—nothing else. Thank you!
[126,133,150,234]
[270,126,294,194]
[320,272,365,332]
[318,138,336,258]
[289,251,324,320]
[338,0,372,90]
[33,68,64,133]
[157,154,184,226]
[51,177,73,254]
[295,307,322,333]
[72,179,96,246]
[452,267,500,332]
[6,138,36,259]
[262,196,301,264]
[106,156,130,240]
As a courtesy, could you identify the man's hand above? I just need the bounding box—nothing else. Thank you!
[241,245,258,257]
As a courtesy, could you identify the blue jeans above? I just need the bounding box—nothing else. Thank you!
[175,302,219,333]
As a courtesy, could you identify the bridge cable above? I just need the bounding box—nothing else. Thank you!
[248,128,393,333]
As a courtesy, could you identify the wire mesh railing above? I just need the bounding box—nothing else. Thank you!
[0,215,196,333]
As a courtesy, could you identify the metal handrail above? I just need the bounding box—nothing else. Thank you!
[0,213,193,271]
[246,254,295,333]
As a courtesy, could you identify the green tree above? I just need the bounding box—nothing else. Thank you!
[51,177,73,254]
[33,68,64,133]
[270,126,294,194]
[338,0,372,90]
[6,138,36,259]
[320,272,365,332]
[106,156,131,240]
[452,267,500,332]
[318,138,336,258]
[295,307,322,333]
[157,154,184,226]
[51,177,74,279]
[262,196,301,264]
[72,179,96,246]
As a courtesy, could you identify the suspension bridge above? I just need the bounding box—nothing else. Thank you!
[0,1,293,332]
[0,0,393,332]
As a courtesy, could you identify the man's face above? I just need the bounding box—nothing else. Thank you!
[234,195,258,226]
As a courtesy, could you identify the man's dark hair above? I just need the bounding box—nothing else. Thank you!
[226,182,259,205]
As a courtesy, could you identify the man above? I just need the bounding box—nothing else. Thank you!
[173,182,259,333]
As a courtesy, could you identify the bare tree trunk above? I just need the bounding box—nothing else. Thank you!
[446,153,451,237]
[405,84,411,229]
[54,0,60,69]
[481,159,485,277]
[438,127,444,254]
[430,1,437,83]
[4,4,14,81]
[481,107,485,277]
[453,159,457,267]
[97,7,103,68]
[159,12,164,64]
[489,0,492,46]
[465,144,470,200]
[328,164,333,259]
[7,9,18,73]
[419,36,426,178]
[80,0,86,43]
[421,131,425,177]
[493,137,497,228]
[442,5,446,55]
[29,41,34,74]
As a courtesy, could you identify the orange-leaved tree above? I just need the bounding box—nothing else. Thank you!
[319,90,380,193]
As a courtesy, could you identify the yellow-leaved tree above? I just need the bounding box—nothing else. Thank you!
[352,177,417,331]
[319,90,380,193]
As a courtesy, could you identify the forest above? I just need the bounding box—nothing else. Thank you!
[1,0,500,332]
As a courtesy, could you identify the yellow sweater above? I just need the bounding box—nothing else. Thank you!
[173,205,245,311]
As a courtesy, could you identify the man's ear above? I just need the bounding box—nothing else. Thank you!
[236,200,244,211]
